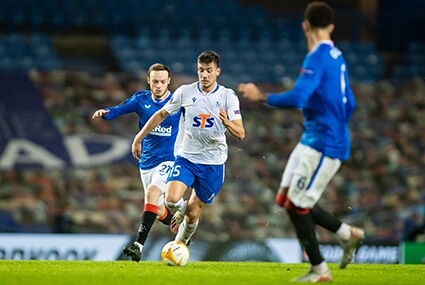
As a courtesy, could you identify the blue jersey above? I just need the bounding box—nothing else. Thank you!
[267,40,356,160]
[102,90,181,170]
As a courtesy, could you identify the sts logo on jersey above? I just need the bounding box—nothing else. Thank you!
[193,114,214,128]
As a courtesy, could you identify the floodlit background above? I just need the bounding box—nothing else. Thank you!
[0,0,424,262]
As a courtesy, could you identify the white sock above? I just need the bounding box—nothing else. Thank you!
[176,220,198,245]
[336,223,351,240]
[134,242,143,254]
[313,261,329,273]
[177,198,187,213]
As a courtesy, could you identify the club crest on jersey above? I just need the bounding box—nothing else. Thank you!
[192,97,197,103]
[216,102,220,107]
[193,114,214,128]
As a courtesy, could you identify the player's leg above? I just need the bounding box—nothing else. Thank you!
[149,165,174,226]
[165,157,195,233]
[157,201,173,225]
[276,144,364,270]
[310,206,365,269]
[166,181,190,233]
[165,181,189,213]
[285,198,330,282]
[275,143,302,207]
[285,204,332,282]
[278,185,348,237]
[282,144,334,282]
[174,161,224,245]
[310,204,365,265]
[291,155,364,269]
[133,185,163,246]
[123,162,173,262]
[165,157,193,212]
[175,192,204,245]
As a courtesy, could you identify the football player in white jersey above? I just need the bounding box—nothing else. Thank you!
[92,63,182,262]
[132,51,245,246]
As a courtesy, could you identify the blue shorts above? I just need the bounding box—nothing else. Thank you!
[167,156,225,204]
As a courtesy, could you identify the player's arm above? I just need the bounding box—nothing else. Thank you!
[266,73,319,109]
[344,71,356,122]
[131,108,169,159]
[92,108,110,119]
[92,95,138,120]
[239,56,322,108]
[237,83,267,102]
[238,76,317,109]
[219,108,245,141]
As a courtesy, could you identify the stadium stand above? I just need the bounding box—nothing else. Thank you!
[0,0,424,245]
[392,42,425,82]
[0,33,62,71]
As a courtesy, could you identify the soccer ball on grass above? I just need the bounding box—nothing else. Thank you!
[161,240,190,266]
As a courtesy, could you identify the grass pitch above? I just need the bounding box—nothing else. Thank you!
[0,260,423,285]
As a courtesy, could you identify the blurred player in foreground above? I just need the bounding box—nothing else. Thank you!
[132,51,245,247]
[92,63,182,262]
[238,1,364,283]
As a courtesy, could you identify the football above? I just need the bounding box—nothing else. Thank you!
[161,240,190,266]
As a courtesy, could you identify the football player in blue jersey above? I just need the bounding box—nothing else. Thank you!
[92,63,182,262]
[238,1,364,282]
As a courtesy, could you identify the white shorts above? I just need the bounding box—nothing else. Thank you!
[280,143,341,209]
[139,161,174,206]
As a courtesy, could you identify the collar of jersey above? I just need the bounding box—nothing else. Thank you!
[150,90,171,102]
[197,82,220,95]
[309,40,334,54]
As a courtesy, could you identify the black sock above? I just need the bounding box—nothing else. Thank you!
[136,211,157,245]
[287,210,324,265]
[311,205,342,233]
[160,209,173,226]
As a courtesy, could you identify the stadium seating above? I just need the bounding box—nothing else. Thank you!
[0,33,62,71]
[0,0,423,244]
[392,41,425,82]
[0,0,384,83]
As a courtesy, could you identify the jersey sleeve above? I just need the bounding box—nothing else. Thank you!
[226,90,242,121]
[103,94,139,120]
[266,54,323,109]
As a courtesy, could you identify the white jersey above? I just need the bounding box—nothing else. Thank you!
[164,82,242,165]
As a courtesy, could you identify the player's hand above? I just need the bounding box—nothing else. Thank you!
[131,139,142,160]
[237,83,266,102]
[219,108,230,127]
[92,109,110,119]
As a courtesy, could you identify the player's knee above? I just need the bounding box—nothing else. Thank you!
[283,199,310,215]
[165,201,179,211]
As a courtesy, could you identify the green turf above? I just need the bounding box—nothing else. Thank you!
[0,260,423,285]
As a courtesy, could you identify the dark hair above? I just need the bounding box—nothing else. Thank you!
[198,51,220,67]
[304,1,334,28]
[147,63,170,77]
